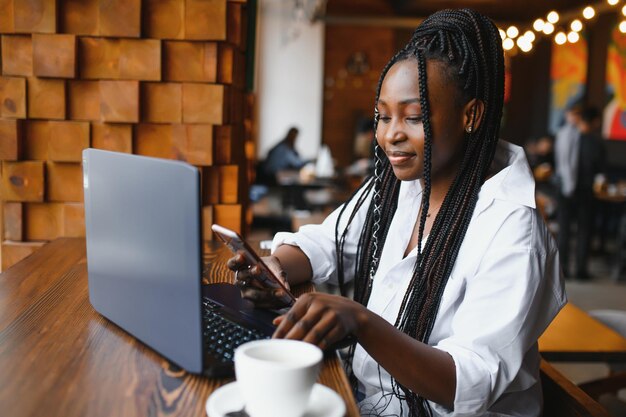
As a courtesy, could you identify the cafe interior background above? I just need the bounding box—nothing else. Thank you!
[0,0,625,414]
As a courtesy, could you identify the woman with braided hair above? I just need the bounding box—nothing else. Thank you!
[228,8,565,416]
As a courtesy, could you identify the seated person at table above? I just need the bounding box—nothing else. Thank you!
[257,127,307,185]
[230,9,565,416]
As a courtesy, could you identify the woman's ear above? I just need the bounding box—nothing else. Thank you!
[463,98,485,133]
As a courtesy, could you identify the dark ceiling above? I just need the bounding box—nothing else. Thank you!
[327,0,595,23]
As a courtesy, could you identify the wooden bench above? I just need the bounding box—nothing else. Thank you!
[541,360,611,417]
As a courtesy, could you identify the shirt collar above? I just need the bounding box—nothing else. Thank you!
[399,140,536,213]
[475,140,536,215]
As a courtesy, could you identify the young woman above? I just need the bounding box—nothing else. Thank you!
[229,9,565,416]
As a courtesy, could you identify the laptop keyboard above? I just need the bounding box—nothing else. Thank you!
[202,297,269,363]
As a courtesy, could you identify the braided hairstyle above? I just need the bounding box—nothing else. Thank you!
[334,9,504,416]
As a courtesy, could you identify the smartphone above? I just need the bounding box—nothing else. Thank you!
[211,224,296,306]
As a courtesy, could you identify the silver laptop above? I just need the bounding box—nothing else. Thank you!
[82,149,277,377]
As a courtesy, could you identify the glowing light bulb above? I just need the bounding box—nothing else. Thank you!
[543,22,555,35]
[555,32,567,45]
[499,28,506,39]
[622,5,626,16]
[547,11,560,24]
[533,18,545,32]
[567,31,580,43]
[583,6,596,19]
[506,26,519,38]
[608,0,619,5]
[570,19,583,32]
[518,37,533,52]
[524,30,536,42]
[620,21,626,33]
[503,38,515,51]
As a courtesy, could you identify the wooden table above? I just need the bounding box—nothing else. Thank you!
[0,238,359,417]
[539,302,626,362]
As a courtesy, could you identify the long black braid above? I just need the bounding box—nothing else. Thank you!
[334,9,504,416]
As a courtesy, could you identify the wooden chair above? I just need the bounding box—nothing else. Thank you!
[541,359,611,417]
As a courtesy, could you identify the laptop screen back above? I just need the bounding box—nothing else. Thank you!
[82,149,204,373]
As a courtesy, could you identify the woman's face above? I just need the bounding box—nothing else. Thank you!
[376,58,470,182]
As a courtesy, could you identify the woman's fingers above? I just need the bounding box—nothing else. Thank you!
[226,253,247,271]
[272,294,360,349]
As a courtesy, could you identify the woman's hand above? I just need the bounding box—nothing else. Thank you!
[272,293,368,349]
[226,253,292,309]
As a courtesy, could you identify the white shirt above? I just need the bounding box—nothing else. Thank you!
[272,141,566,416]
[554,122,581,197]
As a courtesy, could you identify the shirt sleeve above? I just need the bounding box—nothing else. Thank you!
[271,179,374,285]
[430,207,566,416]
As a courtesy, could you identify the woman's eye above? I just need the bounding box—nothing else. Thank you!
[406,116,423,124]
[379,116,391,123]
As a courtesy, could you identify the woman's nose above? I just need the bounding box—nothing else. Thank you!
[381,120,406,144]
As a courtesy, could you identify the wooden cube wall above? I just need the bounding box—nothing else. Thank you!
[0,0,250,271]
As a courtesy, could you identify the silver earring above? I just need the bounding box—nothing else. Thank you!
[465,126,473,133]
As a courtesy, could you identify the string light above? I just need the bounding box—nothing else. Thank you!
[517,37,533,52]
[503,38,515,50]
[506,26,519,38]
[543,22,555,35]
[509,2,626,53]
[524,30,536,42]
[498,28,506,39]
[567,31,580,43]
[570,19,583,32]
[547,11,560,24]
[583,6,596,19]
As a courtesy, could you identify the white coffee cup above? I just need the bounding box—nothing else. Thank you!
[234,339,323,417]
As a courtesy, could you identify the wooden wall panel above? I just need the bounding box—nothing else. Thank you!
[134,123,185,160]
[47,121,89,161]
[98,0,141,38]
[141,82,182,123]
[62,202,84,237]
[32,33,76,78]
[163,41,217,82]
[24,202,62,240]
[68,80,100,120]
[185,0,227,40]
[2,202,22,240]
[27,77,66,120]
[0,0,15,33]
[91,123,132,153]
[13,0,56,34]
[213,204,242,234]
[144,0,184,39]
[23,120,49,159]
[60,0,98,35]
[219,165,238,203]
[185,124,213,166]
[118,39,161,81]
[182,83,225,124]
[1,161,45,202]
[46,162,82,202]
[0,76,26,118]
[0,0,249,269]
[0,119,22,160]
[1,35,32,76]
[78,37,120,79]
[100,80,139,122]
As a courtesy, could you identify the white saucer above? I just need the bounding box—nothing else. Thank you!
[206,381,346,417]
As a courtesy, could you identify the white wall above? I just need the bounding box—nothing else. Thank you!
[256,0,325,161]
